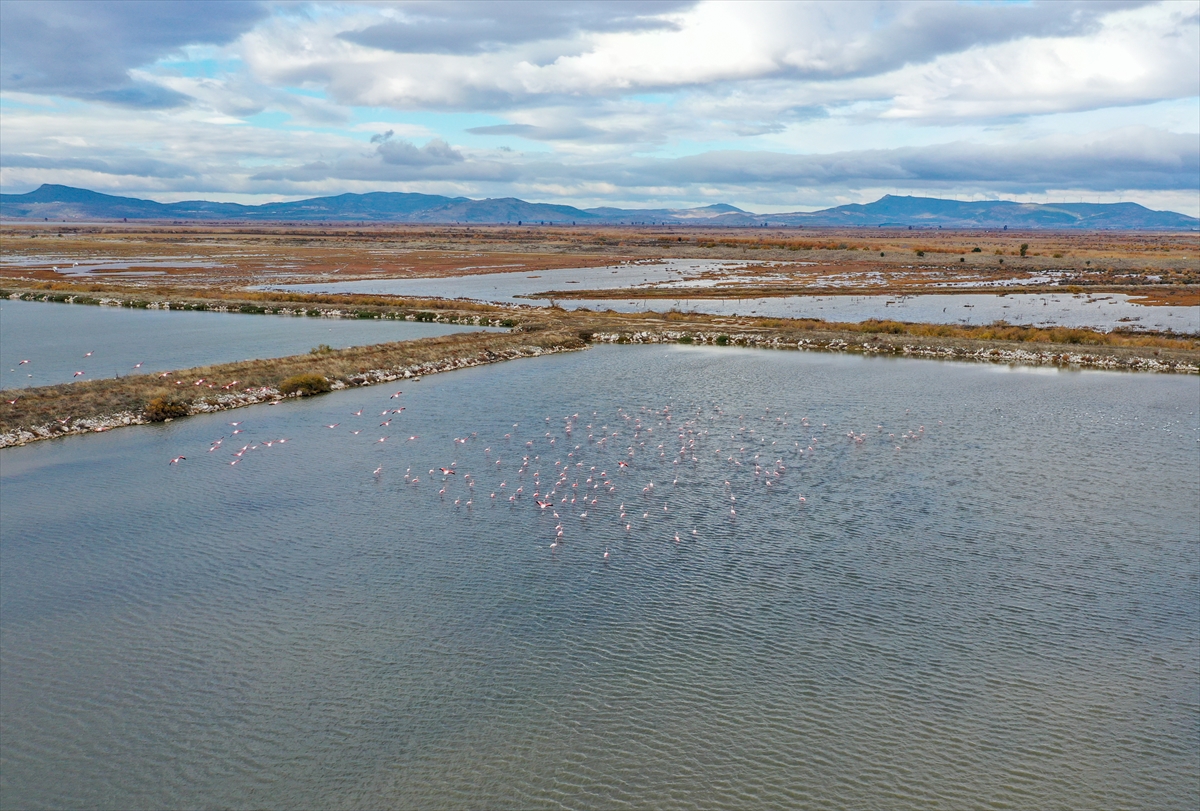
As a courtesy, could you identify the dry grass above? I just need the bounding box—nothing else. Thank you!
[3,222,1196,293]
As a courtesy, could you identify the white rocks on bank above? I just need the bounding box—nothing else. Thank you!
[588,331,1198,374]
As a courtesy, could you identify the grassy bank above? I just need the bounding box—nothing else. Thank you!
[1,329,584,446]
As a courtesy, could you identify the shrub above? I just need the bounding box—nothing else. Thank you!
[715,334,730,346]
[238,304,265,314]
[1019,243,1029,256]
[310,344,334,355]
[677,335,693,344]
[972,247,982,252]
[500,318,518,327]
[145,397,189,421]
[414,311,437,322]
[915,250,925,257]
[279,373,332,396]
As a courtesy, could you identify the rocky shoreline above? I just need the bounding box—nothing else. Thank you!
[589,330,1199,373]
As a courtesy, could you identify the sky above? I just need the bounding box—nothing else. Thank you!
[1,0,1198,214]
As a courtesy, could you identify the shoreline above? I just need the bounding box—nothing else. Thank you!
[0,330,585,448]
[3,286,1197,448]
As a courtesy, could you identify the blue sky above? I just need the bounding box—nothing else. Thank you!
[1,0,1197,214]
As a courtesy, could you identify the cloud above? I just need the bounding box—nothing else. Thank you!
[245,0,1177,117]
[0,0,268,106]
[2,1,1195,216]
[377,137,464,165]
[339,1,696,55]
[1,152,195,179]
[466,122,605,141]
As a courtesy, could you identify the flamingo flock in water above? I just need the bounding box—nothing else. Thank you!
[164,385,934,561]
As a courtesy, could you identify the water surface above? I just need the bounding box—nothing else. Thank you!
[2,347,1197,809]
[272,263,1198,333]
[0,299,495,389]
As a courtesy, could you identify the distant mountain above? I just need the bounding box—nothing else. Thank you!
[1,185,1195,230]
[769,195,1200,230]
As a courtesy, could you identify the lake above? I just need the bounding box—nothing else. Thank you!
[1,345,1197,809]
[0,299,494,389]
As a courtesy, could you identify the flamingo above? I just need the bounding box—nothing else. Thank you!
[72,371,84,377]
[325,423,339,429]
[169,456,186,464]
[603,547,610,560]
[18,360,29,365]
[373,465,383,476]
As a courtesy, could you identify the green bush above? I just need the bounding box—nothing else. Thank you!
[310,344,334,355]
[677,335,693,344]
[145,397,189,421]
[414,311,437,322]
[971,247,982,252]
[715,334,730,346]
[279,373,332,396]
[238,304,265,314]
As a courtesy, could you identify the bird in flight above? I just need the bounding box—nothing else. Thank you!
[169,456,186,465]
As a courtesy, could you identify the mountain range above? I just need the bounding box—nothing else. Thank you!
[2,184,1195,230]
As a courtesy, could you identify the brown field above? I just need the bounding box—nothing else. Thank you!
[2,222,1196,302]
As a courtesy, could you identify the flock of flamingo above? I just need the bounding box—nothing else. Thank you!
[174,385,934,560]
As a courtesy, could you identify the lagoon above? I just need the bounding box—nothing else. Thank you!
[273,262,1199,333]
[1,346,1197,809]
[0,299,493,389]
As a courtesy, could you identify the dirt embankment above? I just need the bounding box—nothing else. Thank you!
[1,329,585,447]
[2,285,1196,447]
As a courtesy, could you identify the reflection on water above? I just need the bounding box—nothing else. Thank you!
[272,263,1200,334]
[2,347,1197,810]
[0,299,495,389]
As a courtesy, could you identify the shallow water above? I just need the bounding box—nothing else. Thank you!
[0,299,494,389]
[2,346,1198,810]
[273,263,1199,333]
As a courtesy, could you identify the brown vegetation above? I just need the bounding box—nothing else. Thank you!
[278,373,332,396]
[2,222,1196,302]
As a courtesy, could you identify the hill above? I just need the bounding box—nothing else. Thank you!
[1,185,1194,229]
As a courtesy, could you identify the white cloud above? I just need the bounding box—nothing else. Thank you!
[1,1,1196,213]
